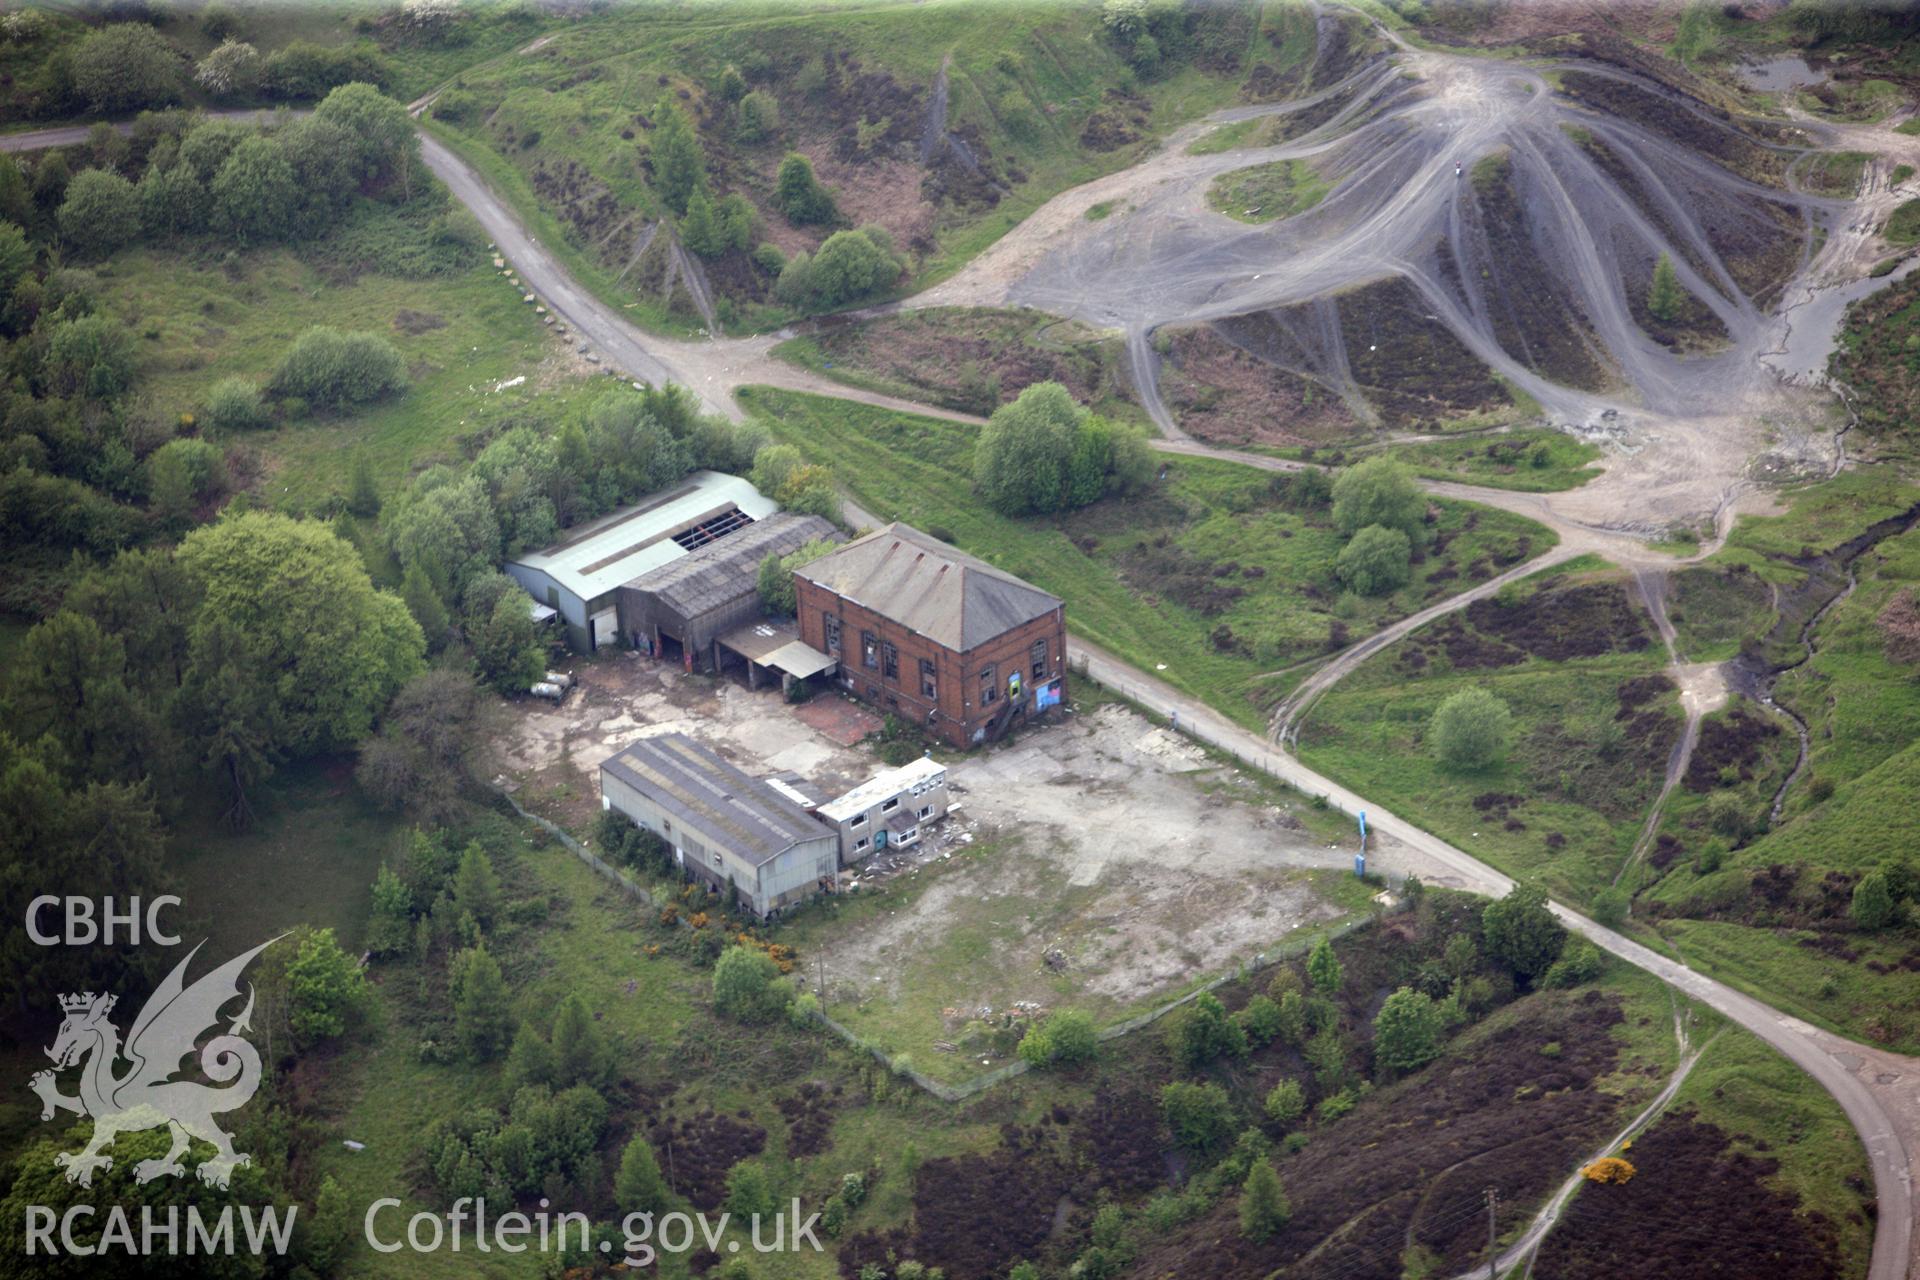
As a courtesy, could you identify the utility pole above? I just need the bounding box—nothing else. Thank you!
[1484,1185,1500,1280]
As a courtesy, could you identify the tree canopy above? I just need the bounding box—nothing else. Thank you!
[1371,987,1442,1075]
[1481,883,1567,983]
[57,169,141,254]
[1335,523,1412,596]
[70,24,184,115]
[1429,686,1513,771]
[1331,456,1425,542]
[973,381,1151,516]
[713,945,790,1022]
[177,512,425,754]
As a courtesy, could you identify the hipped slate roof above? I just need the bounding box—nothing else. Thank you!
[624,512,841,616]
[793,522,1062,652]
[600,733,832,867]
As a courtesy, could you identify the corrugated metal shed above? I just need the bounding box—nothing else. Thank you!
[600,733,831,867]
[795,522,1063,651]
[507,471,778,606]
[627,512,840,617]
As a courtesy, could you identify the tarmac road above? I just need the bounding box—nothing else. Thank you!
[4,57,1915,1280]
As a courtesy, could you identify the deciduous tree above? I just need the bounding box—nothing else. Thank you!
[178,512,425,753]
[70,23,184,115]
[713,945,788,1022]
[1335,523,1412,596]
[1481,883,1566,984]
[1331,455,1425,542]
[1429,686,1512,772]
[1372,987,1441,1075]
[57,169,140,254]
[1239,1159,1290,1241]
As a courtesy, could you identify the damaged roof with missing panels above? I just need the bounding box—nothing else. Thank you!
[507,470,778,604]
[794,522,1062,652]
[625,512,841,616]
[600,733,830,867]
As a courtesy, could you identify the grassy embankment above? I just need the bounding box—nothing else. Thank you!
[422,0,1299,334]
[1296,555,1682,906]
[1642,472,1920,1049]
[742,385,1552,728]
[771,306,1141,424]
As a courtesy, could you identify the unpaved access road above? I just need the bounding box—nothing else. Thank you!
[5,64,1914,1279]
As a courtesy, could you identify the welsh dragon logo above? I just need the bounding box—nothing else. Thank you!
[28,938,280,1190]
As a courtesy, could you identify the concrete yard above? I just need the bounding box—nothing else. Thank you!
[496,656,1387,1078]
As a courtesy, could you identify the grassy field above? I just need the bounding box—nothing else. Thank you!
[1360,428,1602,493]
[169,759,406,957]
[94,231,598,512]
[1206,156,1332,222]
[743,385,1553,729]
[1297,558,1680,905]
[1668,563,1776,661]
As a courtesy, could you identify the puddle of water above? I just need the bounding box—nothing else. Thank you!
[1765,258,1920,384]
[1738,55,1827,93]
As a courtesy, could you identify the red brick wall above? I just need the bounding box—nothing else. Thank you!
[795,578,1066,748]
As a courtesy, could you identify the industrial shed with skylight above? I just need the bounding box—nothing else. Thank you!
[503,470,777,652]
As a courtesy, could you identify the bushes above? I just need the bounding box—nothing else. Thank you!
[1429,686,1513,772]
[212,136,300,243]
[1335,524,1411,596]
[1542,941,1604,989]
[203,377,267,432]
[70,24,184,115]
[57,170,141,255]
[1371,987,1441,1075]
[775,226,904,312]
[757,537,839,616]
[262,41,390,101]
[1263,1078,1305,1127]
[425,1084,607,1203]
[973,381,1152,517]
[146,437,228,525]
[1482,883,1567,984]
[270,326,408,409]
[1017,1009,1099,1068]
[713,945,791,1023]
[775,152,837,224]
[736,89,781,144]
[45,314,135,400]
[1160,1081,1235,1152]
[1331,455,1425,542]
[1167,992,1247,1068]
[196,39,262,98]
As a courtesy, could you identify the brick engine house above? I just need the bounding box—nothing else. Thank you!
[794,523,1067,749]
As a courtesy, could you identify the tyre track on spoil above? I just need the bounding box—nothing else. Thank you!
[4,57,1913,1280]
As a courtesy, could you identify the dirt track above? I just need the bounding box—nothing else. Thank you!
[5,29,1916,1279]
